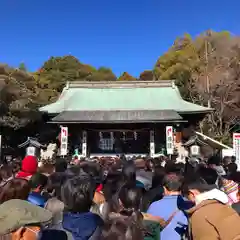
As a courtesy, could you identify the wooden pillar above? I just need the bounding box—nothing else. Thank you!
[150,130,155,157]
[82,131,87,157]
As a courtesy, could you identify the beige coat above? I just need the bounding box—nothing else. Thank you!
[187,199,240,240]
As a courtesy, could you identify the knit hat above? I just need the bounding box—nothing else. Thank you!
[222,178,238,195]
[221,178,239,204]
[21,156,38,174]
[16,156,38,179]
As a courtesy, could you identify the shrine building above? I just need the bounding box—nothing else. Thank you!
[39,80,211,158]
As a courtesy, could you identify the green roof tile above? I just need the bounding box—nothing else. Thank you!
[39,81,211,114]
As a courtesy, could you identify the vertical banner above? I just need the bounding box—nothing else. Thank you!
[166,126,174,155]
[82,131,87,157]
[233,133,240,168]
[60,126,68,156]
[150,130,155,158]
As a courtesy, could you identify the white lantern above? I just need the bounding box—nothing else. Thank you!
[190,145,200,156]
[26,146,36,156]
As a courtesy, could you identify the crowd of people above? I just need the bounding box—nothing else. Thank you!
[0,154,240,239]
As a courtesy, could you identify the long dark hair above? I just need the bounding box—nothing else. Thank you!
[0,178,30,204]
[122,162,136,187]
[101,213,144,240]
[101,184,145,240]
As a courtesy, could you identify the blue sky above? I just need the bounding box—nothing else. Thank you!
[0,0,239,77]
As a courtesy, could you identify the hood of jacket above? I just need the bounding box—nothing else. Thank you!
[62,212,103,240]
[28,192,47,207]
[187,188,229,215]
[0,199,52,235]
[195,188,229,205]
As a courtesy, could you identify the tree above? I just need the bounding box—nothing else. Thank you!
[38,56,117,90]
[87,67,116,81]
[0,64,41,129]
[154,31,240,144]
[38,55,84,91]
[139,70,154,81]
[1,35,239,146]
[154,33,199,99]
[118,72,137,81]
[18,62,27,72]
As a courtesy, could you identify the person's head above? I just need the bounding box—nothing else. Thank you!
[65,166,82,177]
[0,178,30,204]
[208,155,221,167]
[0,165,13,182]
[183,159,201,182]
[150,158,162,171]
[162,172,183,196]
[21,156,38,174]
[198,166,218,185]
[231,156,236,163]
[122,162,136,186]
[10,159,21,175]
[119,185,142,212]
[228,171,240,183]
[103,172,122,201]
[80,162,102,184]
[182,178,216,203]
[61,177,96,213]
[222,156,232,166]
[101,214,144,240]
[226,162,238,175]
[55,158,68,173]
[188,158,199,169]
[29,172,48,192]
[151,166,166,188]
[47,172,68,199]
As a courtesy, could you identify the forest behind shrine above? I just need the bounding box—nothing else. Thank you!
[0,30,240,146]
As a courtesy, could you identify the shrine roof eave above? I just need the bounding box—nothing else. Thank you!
[18,137,46,149]
[49,110,188,124]
[49,120,188,124]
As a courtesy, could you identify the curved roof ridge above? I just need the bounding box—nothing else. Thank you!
[67,80,175,89]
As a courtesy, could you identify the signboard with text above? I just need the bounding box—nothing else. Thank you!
[166,126,174,155]
[233,133,240,166]
[60,127,68,156]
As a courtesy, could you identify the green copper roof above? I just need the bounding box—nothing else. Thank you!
[39,81,211,114]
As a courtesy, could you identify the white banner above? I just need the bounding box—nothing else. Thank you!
[60,127,68,156]
[82,131,87,157]
[233,133,240,165]
[150,130,155,157]
[166,126,174,155]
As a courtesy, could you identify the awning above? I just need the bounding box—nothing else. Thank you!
[50,110,184,123]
